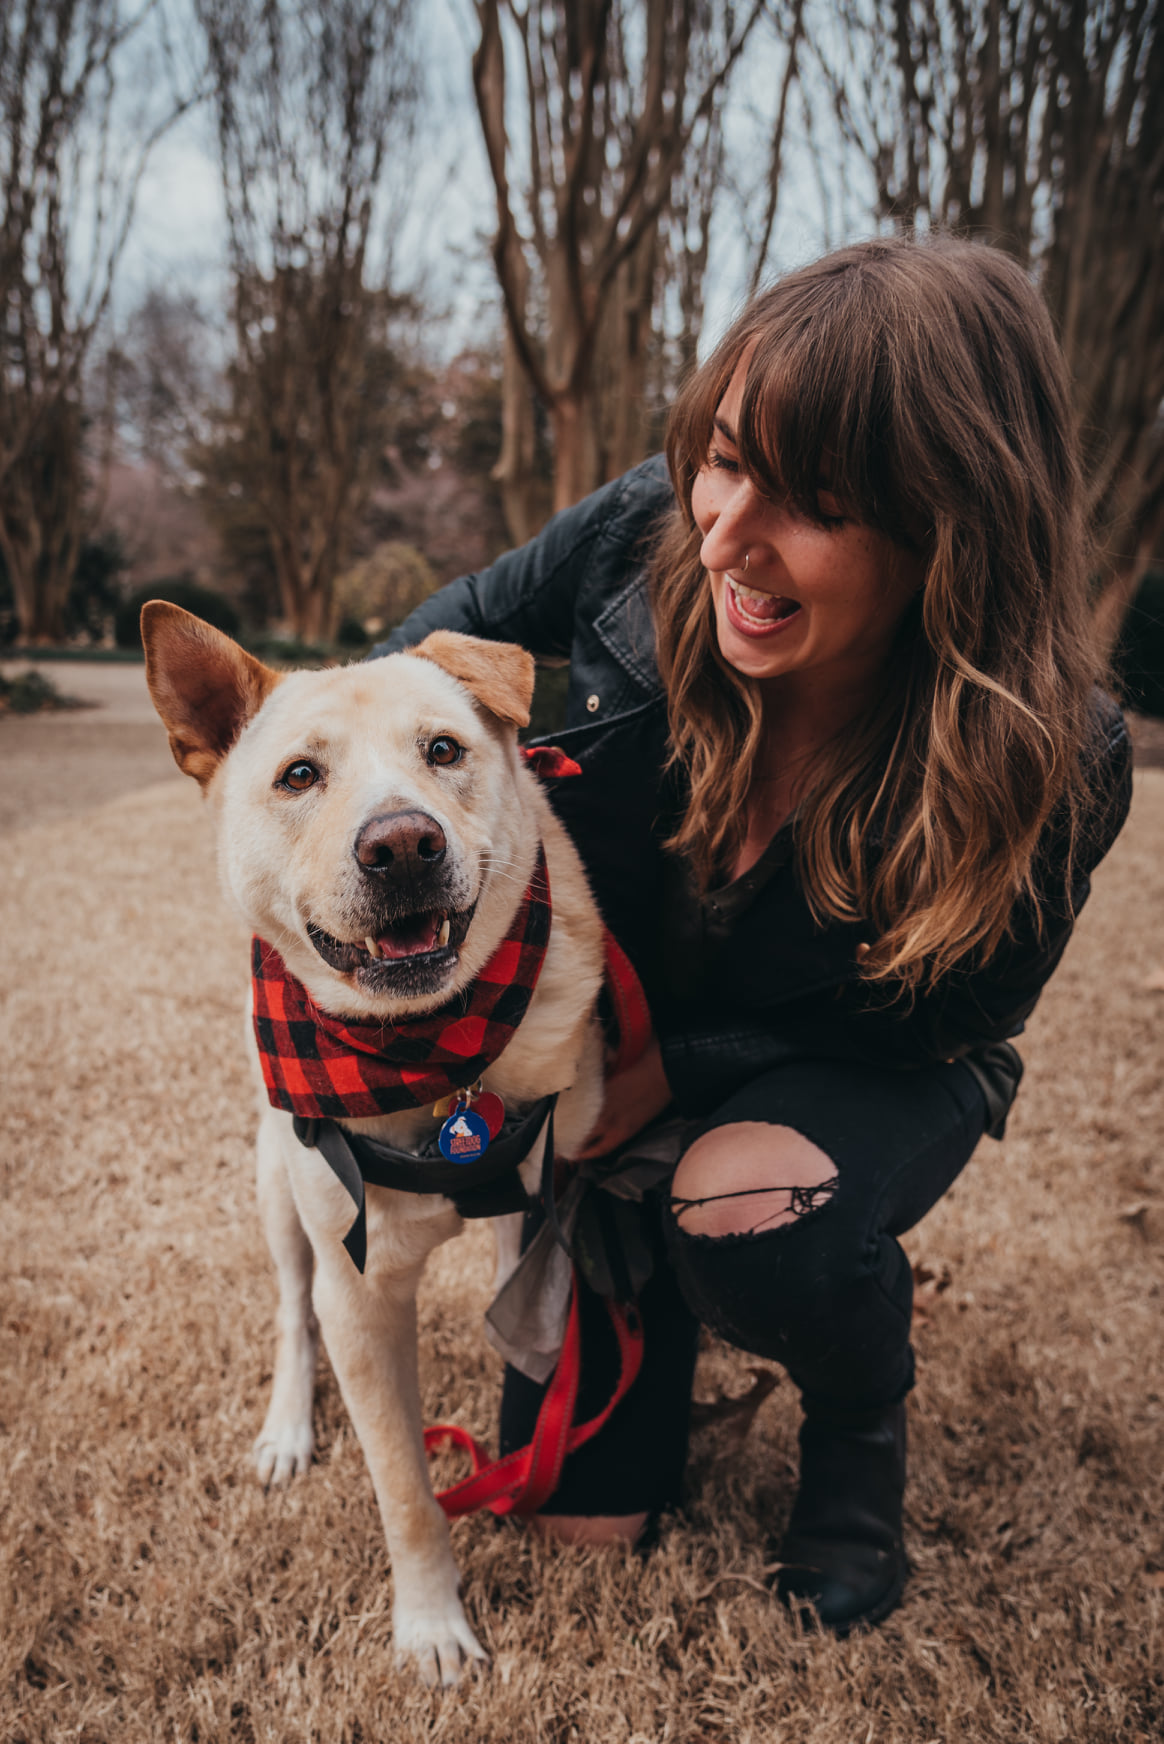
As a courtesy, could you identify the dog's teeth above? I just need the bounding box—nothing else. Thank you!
[364,936,382,958]
[438,917,450,948]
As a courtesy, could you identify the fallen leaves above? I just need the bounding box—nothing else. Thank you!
[912,1259,953,1325]
[690,1366,779,1444]
[1117,1201,1151,1236]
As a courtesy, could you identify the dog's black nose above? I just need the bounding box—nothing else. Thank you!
[354,810,447,877]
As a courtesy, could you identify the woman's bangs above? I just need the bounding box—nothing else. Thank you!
[737,335,834,517]
[737,302,900,534]
[674,343,748,502]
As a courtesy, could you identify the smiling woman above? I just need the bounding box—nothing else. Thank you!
[373,235,1133,1636]
[695,410,922,678]
[685,363,925,877]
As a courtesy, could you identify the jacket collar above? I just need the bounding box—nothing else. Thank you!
[590,575,663,697]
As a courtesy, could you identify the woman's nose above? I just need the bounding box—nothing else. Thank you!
[699,478,767,572]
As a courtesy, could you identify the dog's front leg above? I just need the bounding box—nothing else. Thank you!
[309,1238,487,1686]
[253,1111,319,1483]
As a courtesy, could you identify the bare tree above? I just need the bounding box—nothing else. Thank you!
[744,0,806,296]
[0,0,189,642]
[103,287,219,486]
[472,0,769,534]
[827,0,1164,638]
[194,0,421,640]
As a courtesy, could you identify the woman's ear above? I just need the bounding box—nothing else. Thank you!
[412,630,535,729]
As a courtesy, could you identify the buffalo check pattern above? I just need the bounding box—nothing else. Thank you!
[252,846,552,1120]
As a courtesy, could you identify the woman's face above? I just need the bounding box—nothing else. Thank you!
[691,359,924,694]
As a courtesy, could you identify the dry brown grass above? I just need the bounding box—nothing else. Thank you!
[2,770,1163,1744]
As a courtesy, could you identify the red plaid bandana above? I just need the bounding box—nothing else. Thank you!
[253,845,552,1120]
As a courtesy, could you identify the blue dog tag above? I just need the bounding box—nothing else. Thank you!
[438,1105,491,1163]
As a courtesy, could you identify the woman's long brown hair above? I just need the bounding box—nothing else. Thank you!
[653,236,1105,992]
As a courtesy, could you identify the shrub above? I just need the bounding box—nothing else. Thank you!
[334,542,439,635]
[335,616,371,648]
[69,532,129,644]
[0,670,86,715]
[242,635,332,667]
[115,579,241,651]
[1113,569,1164,719]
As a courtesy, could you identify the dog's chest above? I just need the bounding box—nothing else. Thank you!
[343,1103,441,1153]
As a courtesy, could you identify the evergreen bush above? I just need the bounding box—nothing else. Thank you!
[1113,570,1164,719]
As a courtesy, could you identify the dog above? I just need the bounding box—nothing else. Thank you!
[142,602,606,1684]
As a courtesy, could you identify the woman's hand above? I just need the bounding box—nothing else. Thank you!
[575,1033,673,1161]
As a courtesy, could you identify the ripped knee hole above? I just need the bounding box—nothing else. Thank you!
[669,1175,838,1232]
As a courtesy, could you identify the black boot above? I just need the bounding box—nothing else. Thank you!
[774,1396,908,1635]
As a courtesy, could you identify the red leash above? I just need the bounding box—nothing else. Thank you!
[425,1273,643,1518]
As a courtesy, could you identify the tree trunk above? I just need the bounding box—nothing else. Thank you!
[471,1,763,526]
[1,426,82,642]
[600,227,658,482]
[549,391,602,514]
[494,342,540,547]
[492,250,540,546]
[300,587,333,644]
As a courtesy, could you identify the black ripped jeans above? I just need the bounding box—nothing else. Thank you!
[499,1055,988,1516]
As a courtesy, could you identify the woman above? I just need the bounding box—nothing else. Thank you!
[373,236,1132,1633]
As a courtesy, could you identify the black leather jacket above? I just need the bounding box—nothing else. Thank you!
[372,457,1133,1121]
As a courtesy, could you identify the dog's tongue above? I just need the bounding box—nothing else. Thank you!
[376,912,440,959]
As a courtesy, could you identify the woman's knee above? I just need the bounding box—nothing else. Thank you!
[669,1120,838,1237]
[663,1184,909,1389]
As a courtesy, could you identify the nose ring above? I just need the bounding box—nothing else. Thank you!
[742,551,750,573]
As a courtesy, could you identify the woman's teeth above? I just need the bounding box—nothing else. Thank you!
[732,578,773,605]
[728,576,799,622]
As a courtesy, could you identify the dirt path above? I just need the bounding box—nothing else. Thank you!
[1,712,1162,1742]
[0,660,181,835]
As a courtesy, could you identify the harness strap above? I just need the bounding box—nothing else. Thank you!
[293,1096,556,1273]
[424,1274,643,1518]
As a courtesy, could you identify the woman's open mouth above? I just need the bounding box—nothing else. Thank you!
[725,574,803,638]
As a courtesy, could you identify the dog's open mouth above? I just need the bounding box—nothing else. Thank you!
[306,905,475,975]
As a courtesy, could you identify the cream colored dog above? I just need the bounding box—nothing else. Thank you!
[142,603,606,1685]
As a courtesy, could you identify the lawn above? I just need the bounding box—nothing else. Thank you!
[1,687,1161,1743]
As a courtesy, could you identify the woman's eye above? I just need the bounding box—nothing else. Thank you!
[279,761,319,792]
[427,736,463,767]
[708,447,740,474]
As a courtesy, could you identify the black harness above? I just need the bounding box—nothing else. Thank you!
[292,1096,556,1273]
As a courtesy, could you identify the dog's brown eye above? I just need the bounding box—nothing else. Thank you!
[427,737,462,767]
[280,761,319,791]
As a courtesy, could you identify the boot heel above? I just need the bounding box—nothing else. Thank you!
[774,1397,909,1635]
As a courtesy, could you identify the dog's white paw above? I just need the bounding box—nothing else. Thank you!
[252,1416,314,1486]
[394,1596,488,1687]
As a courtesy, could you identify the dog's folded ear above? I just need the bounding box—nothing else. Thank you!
[142,601,282,786]
[412,630,535,729]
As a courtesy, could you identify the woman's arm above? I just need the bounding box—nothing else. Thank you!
[574,1034,673,1160]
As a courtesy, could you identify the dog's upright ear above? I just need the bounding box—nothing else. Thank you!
[412,630,536,729]
[142,601,282,787]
